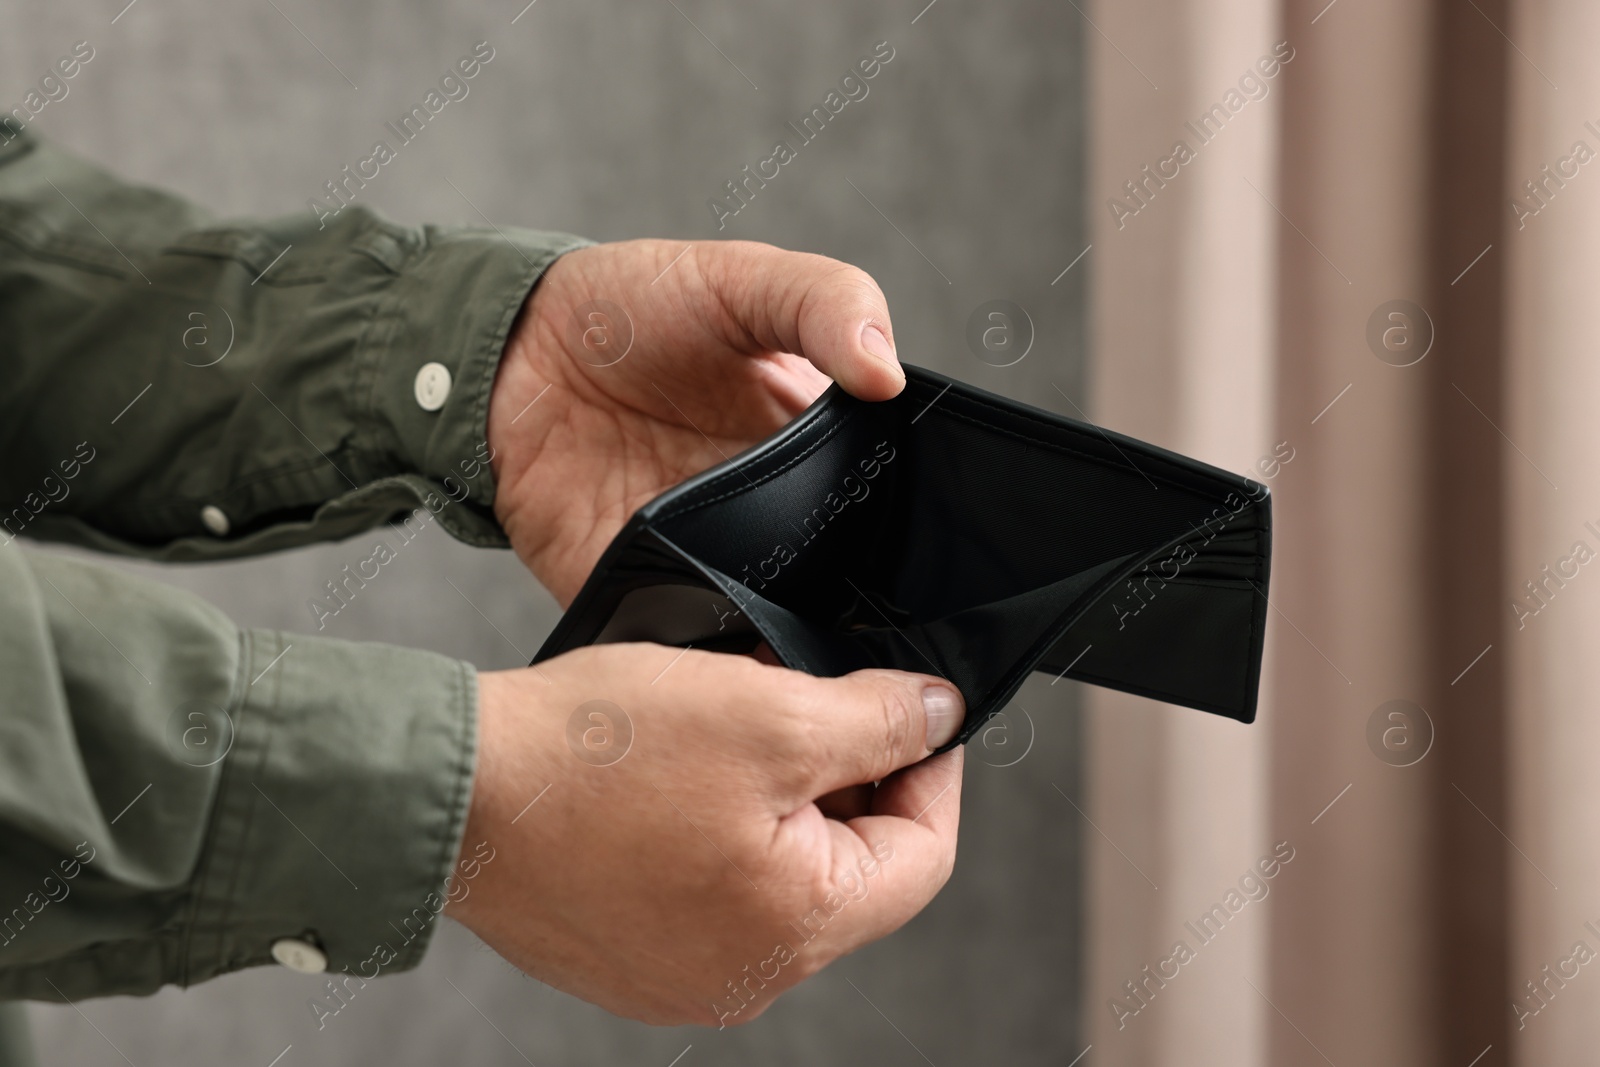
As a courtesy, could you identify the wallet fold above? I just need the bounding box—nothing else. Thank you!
[534,364,1272,748]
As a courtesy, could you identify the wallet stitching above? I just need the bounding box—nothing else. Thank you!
[663,381,1257,519]
[656,412,854,521]
[922,377,1268,507]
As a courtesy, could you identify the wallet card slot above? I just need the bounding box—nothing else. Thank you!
[1044,581,1262,720]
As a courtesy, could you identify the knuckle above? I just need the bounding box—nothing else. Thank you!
[937,840,959,886]
[931,827,961,886]
[785,948,832,985]
[716,1004,763,1028]
[871,678,921,766]
[828,262,886,305]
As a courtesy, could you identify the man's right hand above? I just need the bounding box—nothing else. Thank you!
[446,644,965,1028]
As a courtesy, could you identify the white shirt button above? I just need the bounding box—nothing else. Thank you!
[200,505,230,536]
[414,362,452,411]
[270,938,328,973]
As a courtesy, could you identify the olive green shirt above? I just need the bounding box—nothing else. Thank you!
[0,129,589,1011]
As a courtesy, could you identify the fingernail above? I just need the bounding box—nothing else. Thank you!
[860,323,903,377]
[922,685,964,751]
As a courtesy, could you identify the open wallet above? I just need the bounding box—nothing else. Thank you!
[532,364,1272,751]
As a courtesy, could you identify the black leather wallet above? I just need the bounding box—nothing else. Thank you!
[533,364,1271,749]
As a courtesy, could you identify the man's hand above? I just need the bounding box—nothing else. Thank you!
[486,240,907,605]
[446,644,965,1027]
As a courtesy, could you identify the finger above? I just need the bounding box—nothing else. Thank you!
[704,242,906,401]
[866,745,964,832]
[756,352,833,416]
[796,750,964,958]
[779,668,966,801]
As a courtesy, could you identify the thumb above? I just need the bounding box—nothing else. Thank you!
[781,669,966,800]
[704,242,907,401]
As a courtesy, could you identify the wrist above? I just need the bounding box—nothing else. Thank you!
[445,671,509,924]
[485,314,528,492]
[445,670,550,927]
[484,292,567,544]
[485,249,582,498]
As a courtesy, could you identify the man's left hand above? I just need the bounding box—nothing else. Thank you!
[487,239,906,605]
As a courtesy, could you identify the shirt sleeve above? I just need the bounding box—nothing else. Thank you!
[0,546,477,1000]
[0,128,593,557]
[0,132,574,1000]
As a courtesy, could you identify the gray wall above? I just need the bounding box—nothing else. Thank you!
[4,1,1087,1063]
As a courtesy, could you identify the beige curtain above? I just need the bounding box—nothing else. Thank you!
[1085,0,1532,1062]
[1506,0,1600,1061]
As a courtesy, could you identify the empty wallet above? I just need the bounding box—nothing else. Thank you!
[532,364,1272,750]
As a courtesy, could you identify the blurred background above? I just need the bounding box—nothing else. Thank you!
[9,0,1600,1063]
[4,1,1090,1065]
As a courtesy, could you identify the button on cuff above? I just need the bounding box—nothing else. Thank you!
[200,505,230,536]
[413,362,452,412]
[270,937,328,973]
